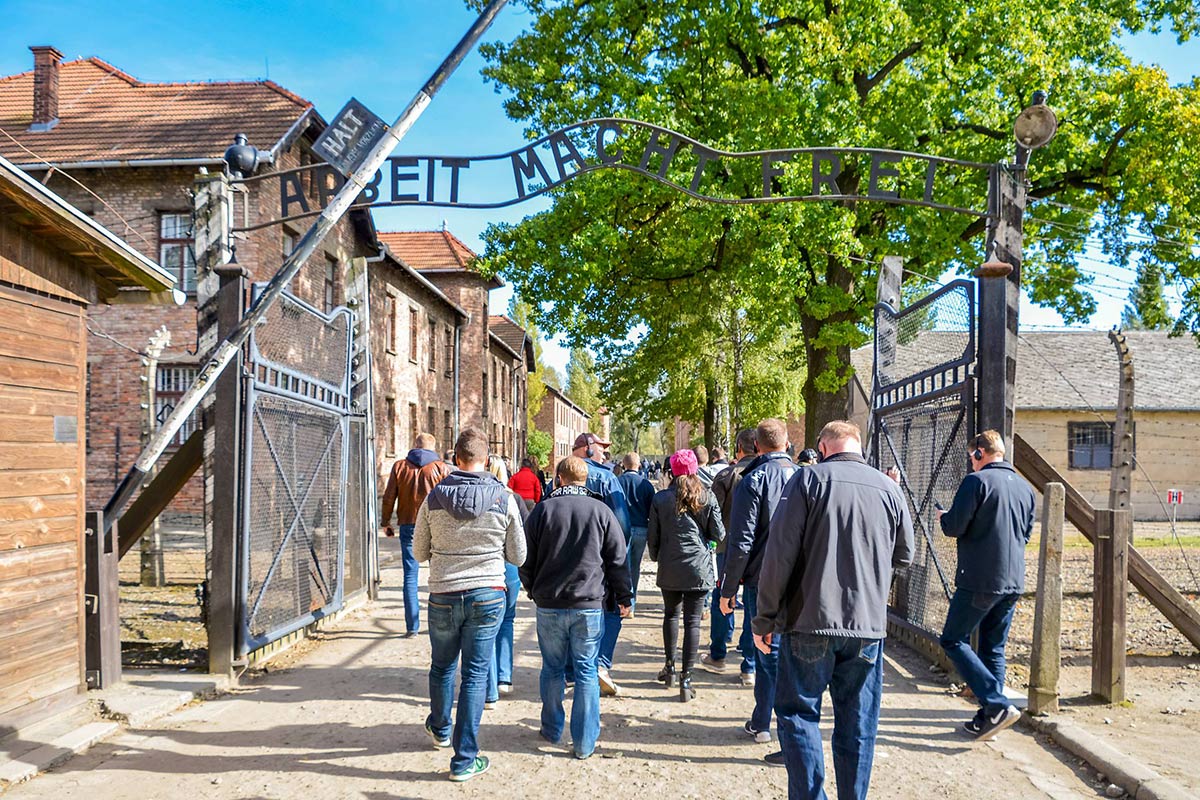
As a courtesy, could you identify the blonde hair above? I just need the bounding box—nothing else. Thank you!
[818,420,862,445]
[557,456,589,485]
[757,418,788,450]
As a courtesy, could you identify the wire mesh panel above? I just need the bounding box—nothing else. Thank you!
[343,417,368,597]
[238,288,356,655]
[243,393,345,648]
[871,279,975,639]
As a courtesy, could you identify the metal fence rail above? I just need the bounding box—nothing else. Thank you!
[871,279,976,638]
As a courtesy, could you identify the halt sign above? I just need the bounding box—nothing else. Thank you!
[312,97,388,177]
[1168,490,1183,505]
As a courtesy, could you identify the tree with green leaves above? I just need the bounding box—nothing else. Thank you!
[565,346,602,415]
[474,0,1200,441]
[1121,262,1174,330]
[508,295,553,427]
[526,428,553,469]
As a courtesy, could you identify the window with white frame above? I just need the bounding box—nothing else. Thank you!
[156,364,200,447]
[159,213,195,293]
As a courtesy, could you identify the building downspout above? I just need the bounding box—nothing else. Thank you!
[454,317,464,444]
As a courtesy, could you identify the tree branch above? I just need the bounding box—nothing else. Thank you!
[726,36,755,78]
[944,122,1006,140]
[853,40,923,102]
[1102,122,1135,176]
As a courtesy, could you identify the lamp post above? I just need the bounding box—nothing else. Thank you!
[977,92,1058,443]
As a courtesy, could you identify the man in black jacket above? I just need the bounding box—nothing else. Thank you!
[937,430,1035,741]
[720,418,797,748]
[520,456,632,760]
[701,427,758,684]
[753,420,914,799]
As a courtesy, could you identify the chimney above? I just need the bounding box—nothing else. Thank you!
[29,46,63,132]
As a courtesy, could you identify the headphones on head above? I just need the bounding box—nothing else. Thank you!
[586,443,595,458]
[971,448,984,461]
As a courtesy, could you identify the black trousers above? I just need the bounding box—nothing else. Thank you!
[661,588,708,674]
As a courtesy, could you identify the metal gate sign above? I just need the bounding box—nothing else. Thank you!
[312,97,389,177]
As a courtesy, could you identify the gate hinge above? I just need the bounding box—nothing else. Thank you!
[84,593,99,614]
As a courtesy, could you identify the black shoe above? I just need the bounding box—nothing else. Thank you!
[963,709,986,735]
[975,705,1021,741]
[679,671,695,703]
[657,662,676,688]
[763,750,786,767]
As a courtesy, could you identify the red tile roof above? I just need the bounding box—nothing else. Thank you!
[489,315,535,369]
[0,57,311,166]
[377,229,477,271]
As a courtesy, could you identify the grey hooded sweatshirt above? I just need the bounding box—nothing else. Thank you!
[413,471,526,594]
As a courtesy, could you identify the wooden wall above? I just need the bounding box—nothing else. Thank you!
[0,282,87,732]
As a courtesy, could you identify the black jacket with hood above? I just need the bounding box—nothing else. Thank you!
[647,485,725,591]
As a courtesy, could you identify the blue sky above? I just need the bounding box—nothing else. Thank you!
[1,2,1196,372]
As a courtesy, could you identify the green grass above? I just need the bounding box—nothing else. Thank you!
[1031,534,1200,549]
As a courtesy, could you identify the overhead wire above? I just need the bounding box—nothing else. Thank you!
[1017,331,1200,594]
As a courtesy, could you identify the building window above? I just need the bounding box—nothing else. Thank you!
[156,364,200,447]
[1068,422,1114,470]
[386,294,398,354]
[444,327,454,375]
[324,256,337,312]
[427,405,435,436]
[282,229,297,257]
[443,410,452,453]
[482,372,489,418]
[428,319,437,371]
[159,213,195,294]
[409,308,419,362]
[385,398,397,456]
[409,402,418,450]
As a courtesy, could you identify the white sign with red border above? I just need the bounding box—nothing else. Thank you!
[1168,490,1183,505]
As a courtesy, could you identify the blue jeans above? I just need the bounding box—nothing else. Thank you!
[536,608,604,758]
[487,564,521,702]
[776,633,884,800]
[425,588,505,774]
[743,585,778,731]
[711,552,755,673]
[940,588,1020,715]
[628,526,648,609]
[398,524,420,633]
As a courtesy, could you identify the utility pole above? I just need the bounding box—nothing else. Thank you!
[976,164,1025,442]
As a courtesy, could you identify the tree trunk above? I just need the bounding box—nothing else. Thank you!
[703,377,717,450]
[797,254,859,446]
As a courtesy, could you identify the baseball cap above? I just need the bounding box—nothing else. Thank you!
[573,432,612,450]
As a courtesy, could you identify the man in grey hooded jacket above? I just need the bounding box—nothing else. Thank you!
[414,427,526,783]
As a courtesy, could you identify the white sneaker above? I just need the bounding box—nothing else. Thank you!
[498,683,513,696]
[740,671,756,687]
[598,668,620,697]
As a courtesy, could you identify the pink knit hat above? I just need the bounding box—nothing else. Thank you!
[670,448,698,476]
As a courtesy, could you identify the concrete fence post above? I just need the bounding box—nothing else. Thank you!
[1029,482,1064,714]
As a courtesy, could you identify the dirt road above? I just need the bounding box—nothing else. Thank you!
[5,561,1108,799]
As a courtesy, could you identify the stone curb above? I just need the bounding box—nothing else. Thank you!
[0,722,119,789]
[1022,713,1199,800]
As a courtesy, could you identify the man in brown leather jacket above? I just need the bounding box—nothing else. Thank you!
[382,432,453,636]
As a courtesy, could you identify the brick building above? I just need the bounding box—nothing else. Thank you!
[378,230,533,464]
[535,385,591,474]
[0,48,377,523]
[0,48,532,528]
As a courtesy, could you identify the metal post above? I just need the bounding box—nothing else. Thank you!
[207,264,247,676]
[977,164,1025,442]
[1092,507,1130,702]
[84,510,121,688]
[1029,482,1064,714]
[346,255,380,598]
[140,328,170,587]
[102,0,511,534]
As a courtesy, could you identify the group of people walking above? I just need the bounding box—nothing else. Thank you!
[381,417,1035,799]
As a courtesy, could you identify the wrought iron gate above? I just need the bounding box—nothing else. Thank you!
[869,279,976,639]
[238,288,356,654]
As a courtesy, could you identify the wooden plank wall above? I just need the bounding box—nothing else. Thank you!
[0,282,87,730]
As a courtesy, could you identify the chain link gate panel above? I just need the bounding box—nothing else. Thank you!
[869,279,975,638]
[239,289,354,655]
